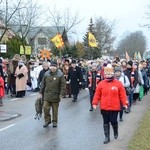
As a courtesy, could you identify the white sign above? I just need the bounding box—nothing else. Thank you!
[0,44,7,53]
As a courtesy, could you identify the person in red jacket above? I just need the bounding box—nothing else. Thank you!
[0,72,5,106]
[92,64,128,144]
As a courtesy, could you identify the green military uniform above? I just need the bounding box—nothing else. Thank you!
[40,69,66,125]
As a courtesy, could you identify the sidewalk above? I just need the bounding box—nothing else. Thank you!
[0,110,21,122]
[104,93,150,150]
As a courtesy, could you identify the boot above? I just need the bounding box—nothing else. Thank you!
[112,124,118,139]
[103,124,110,144]
[43,121,51,128]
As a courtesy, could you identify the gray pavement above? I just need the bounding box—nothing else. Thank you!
[104,93,150,150]
[0,110,21,122]
[0,90,150,150]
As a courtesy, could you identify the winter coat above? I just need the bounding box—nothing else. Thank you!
[67,66,82,94]
[0,77,4,97]
[124,68,138,88]
[40,69,66,102]
[118,73,130,88]
[15,65,28,92]
[87,70,101,90]
[92,79,128,111]
[37,69,49,86]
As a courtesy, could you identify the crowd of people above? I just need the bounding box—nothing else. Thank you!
[0,54,150,144]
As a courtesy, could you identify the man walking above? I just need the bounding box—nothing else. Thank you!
[67,59,82,102]
[39,61,66,128]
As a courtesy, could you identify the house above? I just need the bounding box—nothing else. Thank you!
[0,19,15,43]
[9,25,64,56]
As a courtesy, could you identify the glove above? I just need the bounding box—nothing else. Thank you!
[18,73,24,79]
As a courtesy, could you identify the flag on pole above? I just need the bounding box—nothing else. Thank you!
[134,52,137,59]
[51,34,64,48]
[137,51,142,60]
[125,51,130,61]
[88,32,98,48]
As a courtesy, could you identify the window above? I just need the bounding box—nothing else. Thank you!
[38,37,47,45]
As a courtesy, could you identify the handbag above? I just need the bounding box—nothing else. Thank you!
[124,75,131,95]
[125,87,131,95]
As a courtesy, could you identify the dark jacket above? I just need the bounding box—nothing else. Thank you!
[67,66,82,94]
[124,68,138,88]
[40,69,66,102]
[38,69,49,86]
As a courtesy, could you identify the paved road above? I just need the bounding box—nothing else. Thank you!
[0,90,107,150]
[1,90,149,150]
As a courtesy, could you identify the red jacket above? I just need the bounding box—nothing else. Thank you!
[92,79,128,111]
[0,77,4,97]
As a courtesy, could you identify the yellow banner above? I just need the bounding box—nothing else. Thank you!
[20,45,31,55]
[88,32,98,48]
[51,34,64,48]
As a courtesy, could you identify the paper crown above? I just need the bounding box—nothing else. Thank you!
[104,64,114,74]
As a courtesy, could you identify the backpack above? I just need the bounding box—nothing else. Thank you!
[34,97,43,120]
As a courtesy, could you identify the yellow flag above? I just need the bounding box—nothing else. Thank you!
[51,34,64,48]
[20,45,31,55]
[88,32,97,47]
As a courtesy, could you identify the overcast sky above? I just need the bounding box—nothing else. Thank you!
[40,0,150,50]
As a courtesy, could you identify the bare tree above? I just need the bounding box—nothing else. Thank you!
[11,0,41,53]
[117,31,147,58]
[141,5,150,29]
[95,17,116,55]
[0,0,24,42]
[47,5,82,35]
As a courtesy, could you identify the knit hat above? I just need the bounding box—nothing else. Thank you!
[91,63,97,68]
[127,60,133,67]
[50,61,57,67]
[114,67,122,72]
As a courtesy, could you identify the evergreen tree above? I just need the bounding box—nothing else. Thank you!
[1,36,26,59]
[83,18,99,59]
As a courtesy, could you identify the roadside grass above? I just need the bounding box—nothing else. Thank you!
[128,107,150,150]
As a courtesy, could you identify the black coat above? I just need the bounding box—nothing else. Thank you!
[67,66,82,94]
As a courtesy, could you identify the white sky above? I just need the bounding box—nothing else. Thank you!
[39,0,150,50]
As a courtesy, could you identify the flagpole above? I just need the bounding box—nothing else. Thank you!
[59,49,62,57]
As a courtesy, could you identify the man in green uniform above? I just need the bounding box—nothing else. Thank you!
[39,61,66,128]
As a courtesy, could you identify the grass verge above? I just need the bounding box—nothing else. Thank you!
[128,107,150,150]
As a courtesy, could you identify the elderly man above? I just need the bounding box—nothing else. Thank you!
[39,61,66,128]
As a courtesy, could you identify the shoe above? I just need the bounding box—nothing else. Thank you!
[69,95,72,98]
[89,108,93,111]
[119,118,123,122]
[72,99,77,102]
[43,121,51,128]
[53,122,57,127]
[0,104,3,106]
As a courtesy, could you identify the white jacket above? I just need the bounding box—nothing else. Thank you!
[118,73,130,88]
